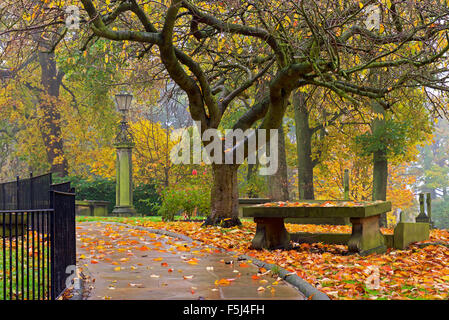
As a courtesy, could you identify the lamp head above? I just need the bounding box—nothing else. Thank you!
[114,91,133,114]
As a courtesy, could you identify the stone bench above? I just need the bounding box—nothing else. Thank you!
[75,200,110,217]
[238,198,272,217]
[242,200,392,256]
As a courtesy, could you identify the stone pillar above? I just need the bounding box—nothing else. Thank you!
[426,192,433,228]
[112,120,136,216]
[416,193,428,223]
[426,192,432,224]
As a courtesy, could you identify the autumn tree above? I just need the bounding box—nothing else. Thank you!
[291,87,352,200]
[0,1,73,175]
[12,0,449,226]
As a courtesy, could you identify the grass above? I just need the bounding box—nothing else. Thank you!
[75,215,253,223]
[0,234,50,300]
[77,215,175,223]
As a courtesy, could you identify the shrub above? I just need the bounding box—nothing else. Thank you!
[133,183,161,215]
[157,185,210,221]
[53,175,160,215]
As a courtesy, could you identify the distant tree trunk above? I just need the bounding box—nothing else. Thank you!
[247,162,259,198]
[372,150,388,201]
[268,126,289,201]
[371,101,387,202]
[203,164,241,227]
[371,101,388,226]
[293,91,315,200]
[38,49,68,176]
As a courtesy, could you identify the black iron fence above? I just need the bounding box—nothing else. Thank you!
[0,174,75,300]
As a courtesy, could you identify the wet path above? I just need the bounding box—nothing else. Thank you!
[76,222,305,300]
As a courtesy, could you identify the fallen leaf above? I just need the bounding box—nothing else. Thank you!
[215,278,231,286]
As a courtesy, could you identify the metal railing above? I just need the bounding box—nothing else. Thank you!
[0,174,75,300]
[0,173,52,210]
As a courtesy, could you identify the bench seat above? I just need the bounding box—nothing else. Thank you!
[242,200,391,256]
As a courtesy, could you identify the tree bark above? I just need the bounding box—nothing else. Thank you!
[246,162,259,198]
[372,150,388,201]
[267,126,289,201]
[203,163,241,227]
[293,91,315,200]
[37,49,68,177]
[371,101,387,226]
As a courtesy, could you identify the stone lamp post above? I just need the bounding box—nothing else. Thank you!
[112,91,136,216]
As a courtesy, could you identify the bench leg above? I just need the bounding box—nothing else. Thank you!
[348,215,386,255]
[251,218,291,250]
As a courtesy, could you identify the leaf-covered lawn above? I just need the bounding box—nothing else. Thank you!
[76,217,449,300]
[0,233,50,300]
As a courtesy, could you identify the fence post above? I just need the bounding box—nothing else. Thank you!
[1,183,4,210]
[343,169,349,200]
[49,190,55,300]
[30,172,33,210]
[16,175,20,210]
[49,190,76,300]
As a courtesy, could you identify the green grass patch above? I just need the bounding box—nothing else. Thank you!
[75,215,253,223]
[0,238,50,300]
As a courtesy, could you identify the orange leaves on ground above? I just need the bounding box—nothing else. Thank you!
[186,258,199,265]
[239,262,250,268]
[215,278,231,286]
[251,275,260,280]
[261,200,370,208]
[161,262,169,267]
[123,219,449,300]
[153,257,163,262]
[138,246,150,251]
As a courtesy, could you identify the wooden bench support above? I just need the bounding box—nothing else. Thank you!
[348,215,386,255]
[251,217,291,250]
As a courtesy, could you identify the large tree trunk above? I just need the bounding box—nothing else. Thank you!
[293,91,315,200]
[203,164,241,227]
[38,49,68,177]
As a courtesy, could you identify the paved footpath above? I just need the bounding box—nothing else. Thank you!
[76,221,305,300]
